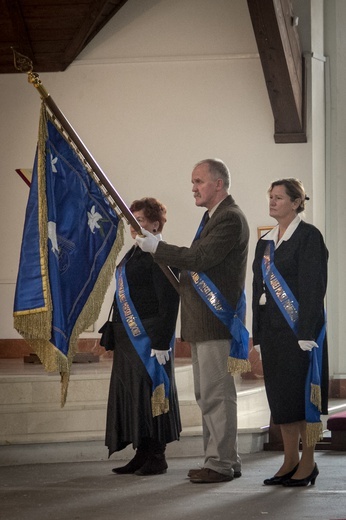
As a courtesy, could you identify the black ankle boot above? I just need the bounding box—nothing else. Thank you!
[134,453,168,476]
[112,449,149,474]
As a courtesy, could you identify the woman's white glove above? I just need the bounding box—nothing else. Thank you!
[135,229,160,253]
[151,349,170,365]
[253,344,262,360]
[298,340,318,351]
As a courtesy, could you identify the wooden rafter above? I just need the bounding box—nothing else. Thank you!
[0,0,130,73]
[247,0,307,143]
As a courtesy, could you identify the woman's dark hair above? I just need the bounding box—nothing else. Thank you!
[268,178,309,214]
[130,197,167,232]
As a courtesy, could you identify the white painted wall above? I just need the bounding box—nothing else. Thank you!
[1,0,336,373]
[324,0,346,378]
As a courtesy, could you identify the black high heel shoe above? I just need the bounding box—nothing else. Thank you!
[282,463,319,487]
[263,464,299,486]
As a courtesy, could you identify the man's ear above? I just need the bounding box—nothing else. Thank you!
[216,178,224,190]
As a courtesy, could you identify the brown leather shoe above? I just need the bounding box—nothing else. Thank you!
[187,468,202,478]
[188,468,241,479]
[190,468,233,483]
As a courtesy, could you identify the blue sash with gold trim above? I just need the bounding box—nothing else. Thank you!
[116,249,171,417]
[188,271,250,374]
[262,240,326,445]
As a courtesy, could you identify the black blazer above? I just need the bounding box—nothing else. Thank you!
[252,220,328,345]
[114,246,179,351]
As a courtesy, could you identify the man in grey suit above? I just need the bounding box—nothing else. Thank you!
[136,158,249,483]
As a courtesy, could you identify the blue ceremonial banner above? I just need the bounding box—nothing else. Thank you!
[14,104,124,404]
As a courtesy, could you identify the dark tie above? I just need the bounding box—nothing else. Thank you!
[193,211,210,241]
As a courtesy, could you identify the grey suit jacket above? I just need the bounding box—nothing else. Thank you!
[154,195,249,342]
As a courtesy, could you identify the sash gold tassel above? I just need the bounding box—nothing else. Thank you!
[151,384,169,417]
[228,357,252,375]
[310,383,322,412]
[306,421,323,447]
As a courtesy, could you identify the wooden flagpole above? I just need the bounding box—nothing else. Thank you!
[13,49,180,293]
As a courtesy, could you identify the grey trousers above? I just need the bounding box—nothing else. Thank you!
[191,339,241,476]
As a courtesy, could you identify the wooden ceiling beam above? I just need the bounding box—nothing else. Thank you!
[247,0,307,143]
[0,0,130,73]
[62,0,129,69]
[4,0,35,63]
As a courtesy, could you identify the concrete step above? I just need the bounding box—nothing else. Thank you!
[0,358,270,464]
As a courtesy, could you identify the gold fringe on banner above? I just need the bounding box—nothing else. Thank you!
[306,421,323,447]
[228,356,251,375]
[151,384,170,417]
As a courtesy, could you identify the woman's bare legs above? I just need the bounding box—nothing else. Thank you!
[275,420,315,478]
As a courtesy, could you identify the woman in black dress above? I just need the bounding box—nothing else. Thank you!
[105,197,181,475]
[252,179,328,487]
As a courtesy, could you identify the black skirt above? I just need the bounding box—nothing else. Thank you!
[105,322,181,456]
[259,306,328,425]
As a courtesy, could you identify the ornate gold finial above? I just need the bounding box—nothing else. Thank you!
[12,47,49,98]
[12,48,33,73]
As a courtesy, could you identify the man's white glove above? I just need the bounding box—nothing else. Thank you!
[135,228,160,254]
[151,349,170,365]
[253,344,262,360]
[298,340,318,352]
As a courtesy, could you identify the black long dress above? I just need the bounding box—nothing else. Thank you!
[252,221,329,424]
[105,246,181,456]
